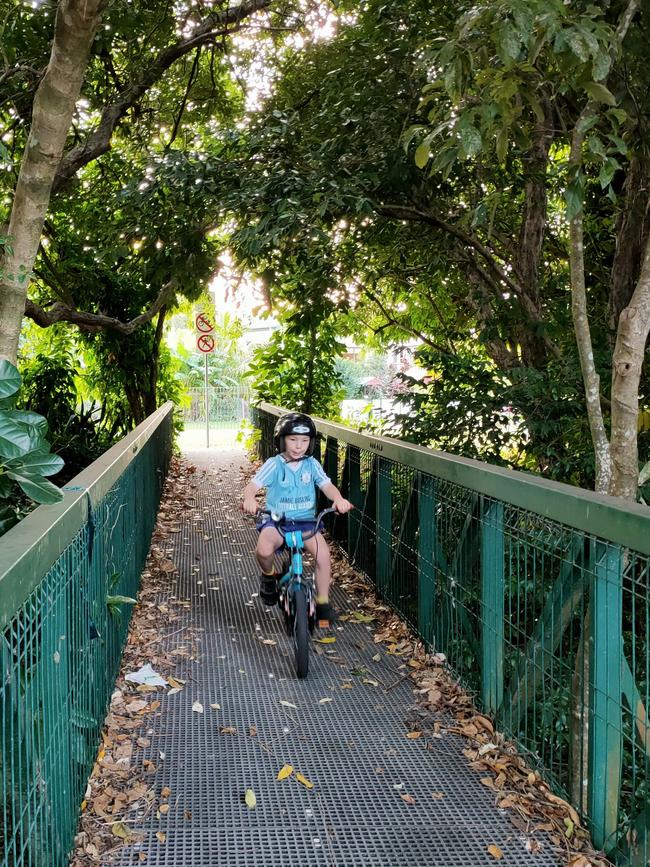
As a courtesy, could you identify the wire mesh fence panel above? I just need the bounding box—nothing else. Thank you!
[182,387,251,430]
[252,402,650,865]
[0,406,172,867]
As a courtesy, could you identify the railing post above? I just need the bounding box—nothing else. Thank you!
[417,472,436,648]
[588,543,623,852]
[347,446,362,560]
[324,435,338,485]
[376,457,392,598]
[480,499,504,715]
[322,435,339,528]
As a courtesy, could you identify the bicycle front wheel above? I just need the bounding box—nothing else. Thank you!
[292,586,310,679]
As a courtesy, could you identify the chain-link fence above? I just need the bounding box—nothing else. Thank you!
[253,402,650,865]
[0,404,173,867]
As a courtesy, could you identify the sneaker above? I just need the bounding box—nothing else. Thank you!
[316,601,337,627]
[259,573,279,606]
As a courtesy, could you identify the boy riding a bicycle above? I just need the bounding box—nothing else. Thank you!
[242,412,353,626]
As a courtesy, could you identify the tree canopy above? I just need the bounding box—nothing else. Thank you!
[1,0,650,501]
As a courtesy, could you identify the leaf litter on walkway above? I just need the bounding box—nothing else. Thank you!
[69,458,202,866]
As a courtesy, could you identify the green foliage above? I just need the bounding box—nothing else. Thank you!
[18,333,114,480]
[236,420,261,459]
[335,353,411,399]
[412,0,622,179]
[388,347,597,487]
[247,315,345,418]
[0,359,64,535]
[172,313,249,389]
[106,594,137,623]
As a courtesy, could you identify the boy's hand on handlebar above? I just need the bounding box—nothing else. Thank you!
[242,497,259,515]
[332,497,354,514]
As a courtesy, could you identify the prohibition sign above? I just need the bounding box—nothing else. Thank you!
[195,312,214,333]
[197,334,215,353]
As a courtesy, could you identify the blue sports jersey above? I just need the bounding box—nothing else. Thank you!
[252,455,330,520]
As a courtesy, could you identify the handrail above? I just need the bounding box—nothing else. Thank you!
[259,401,650,554]
[0,401,174,629]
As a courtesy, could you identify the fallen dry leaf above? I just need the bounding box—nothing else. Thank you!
[279,700,297,709]
[400,794,416,805]
[192,702,204,714]
[245,789,257,809]
[111,821,133,841]
[277,764,293,781]
[487,844,504,860]
[295,772,313,789]
[406,731,422,739]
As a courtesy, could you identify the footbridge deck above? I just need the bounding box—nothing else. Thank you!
[107,449,559,867]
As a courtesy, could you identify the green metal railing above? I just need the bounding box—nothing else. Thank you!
[0,403,173,867]
[254,403,650,865]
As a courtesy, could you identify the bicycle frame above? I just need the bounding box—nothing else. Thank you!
[257,507,336,677]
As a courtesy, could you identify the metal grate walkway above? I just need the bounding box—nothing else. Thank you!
[113,450,560,867]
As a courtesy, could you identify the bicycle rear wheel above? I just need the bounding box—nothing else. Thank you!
[292,586,310,679]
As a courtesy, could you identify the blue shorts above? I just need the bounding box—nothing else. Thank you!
[257,516,318,536]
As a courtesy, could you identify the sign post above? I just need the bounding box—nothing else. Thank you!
[195,314,215,448]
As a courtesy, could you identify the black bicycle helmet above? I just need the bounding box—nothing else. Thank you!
[274,412,317,456]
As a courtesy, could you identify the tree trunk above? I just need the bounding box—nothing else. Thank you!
[512,98,554,369]
[145,307,167,416]
[124,381,146,427]
[304,322,317,413]
[569,206,612,493]
[609,233,650,498]
[0,0,106,363]
[609,154,650,332]
[568,104,612,494]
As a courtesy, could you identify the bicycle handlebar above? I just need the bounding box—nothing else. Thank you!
[255,506,337,540]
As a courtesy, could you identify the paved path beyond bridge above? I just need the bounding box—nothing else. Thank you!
[113,449,560,867]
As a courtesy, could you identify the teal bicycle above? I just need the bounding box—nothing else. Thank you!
[257,506,336,678]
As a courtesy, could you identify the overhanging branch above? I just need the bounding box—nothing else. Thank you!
[374,202,525,298]
[52,0,274,191]
[376,201,558,354]
[24,279,176,334]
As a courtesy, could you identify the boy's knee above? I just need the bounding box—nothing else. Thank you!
[315,541,331,565]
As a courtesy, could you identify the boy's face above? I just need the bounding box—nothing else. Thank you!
[284,434,310,459]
